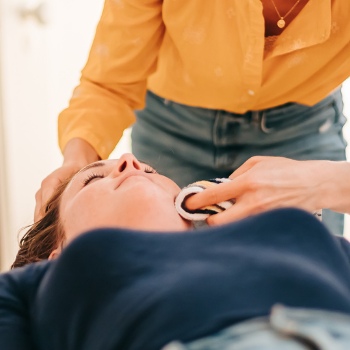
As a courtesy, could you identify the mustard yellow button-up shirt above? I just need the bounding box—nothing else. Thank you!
[58,0,350,159]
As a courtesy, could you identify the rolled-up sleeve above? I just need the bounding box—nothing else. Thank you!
[58,0,165,159]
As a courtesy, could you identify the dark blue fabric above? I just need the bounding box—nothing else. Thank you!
[0,261,51,350]
[1,209,350,350]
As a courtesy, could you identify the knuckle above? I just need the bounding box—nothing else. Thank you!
[254,155,267,162]
[42,176,58,188]
[245,175,259,191]
[207,190,219,205]
[35,189,41,198]
[248,156,262,164]
[41,178,50,187]
[248,156,259,163]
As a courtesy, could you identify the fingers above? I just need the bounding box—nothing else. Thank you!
[228,157,263,179]
[229,156,278,179]
[186,177,246,210]
[34,160,85,222]
[34,178,58,222]
[34,189,43,222]
[34,166,74,222]
[41,179,60,209]
[206,202,255,226]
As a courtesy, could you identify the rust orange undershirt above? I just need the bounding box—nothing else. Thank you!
[58,0,350,160]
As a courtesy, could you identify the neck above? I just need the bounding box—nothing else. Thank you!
[261,0,309,37]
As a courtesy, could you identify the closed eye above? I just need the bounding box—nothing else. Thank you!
[144,166,157,174]
[82,173,105,187]
[82,166,157,187]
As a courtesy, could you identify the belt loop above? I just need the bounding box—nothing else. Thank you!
[213,110,221,147]
[260,111,275,134]
[251,110,260,125]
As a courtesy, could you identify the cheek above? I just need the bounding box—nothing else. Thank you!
[61,177,181,241]
[118,178,175,205]
[62,186,118,240]
[155,175,181,198]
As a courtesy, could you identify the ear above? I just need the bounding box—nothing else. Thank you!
[48,247,61,260]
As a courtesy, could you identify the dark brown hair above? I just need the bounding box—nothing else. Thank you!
[11,176,73,269]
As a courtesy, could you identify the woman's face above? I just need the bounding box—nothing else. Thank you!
[60,154,190,245]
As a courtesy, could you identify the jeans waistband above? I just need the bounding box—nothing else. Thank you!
[151,88,342,120]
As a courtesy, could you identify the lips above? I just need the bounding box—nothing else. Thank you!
[114,171,152,190]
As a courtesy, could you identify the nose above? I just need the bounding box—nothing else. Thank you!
[113,153,142,175]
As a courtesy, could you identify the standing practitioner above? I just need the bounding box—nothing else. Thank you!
[35,0,350,235]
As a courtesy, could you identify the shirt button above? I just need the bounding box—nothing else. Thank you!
[248,90,255,96]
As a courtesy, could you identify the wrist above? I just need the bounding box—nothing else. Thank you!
[317,161,350,214]
[62,138,100,168]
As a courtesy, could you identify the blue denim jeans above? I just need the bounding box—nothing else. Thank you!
[132,90,347,235]
[162,305,350,350]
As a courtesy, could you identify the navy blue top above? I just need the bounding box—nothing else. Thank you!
[1,209,350,350]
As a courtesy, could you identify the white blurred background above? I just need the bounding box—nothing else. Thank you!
[0,0,349,270]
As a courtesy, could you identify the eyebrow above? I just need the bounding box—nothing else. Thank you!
[79,161,106,174]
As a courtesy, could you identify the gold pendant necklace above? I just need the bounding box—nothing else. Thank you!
[270,0,302,28]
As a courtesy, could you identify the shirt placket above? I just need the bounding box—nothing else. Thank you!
[240,0,265,111]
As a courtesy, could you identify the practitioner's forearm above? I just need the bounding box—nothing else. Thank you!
[63,138,100,167]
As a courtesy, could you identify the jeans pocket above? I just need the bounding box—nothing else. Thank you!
[331,94,348,148]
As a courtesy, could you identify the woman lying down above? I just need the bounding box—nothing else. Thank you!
[1,154,350,350]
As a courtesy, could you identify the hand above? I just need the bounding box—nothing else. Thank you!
[34,138,100,221]
[186,156,348,226]
[34,162,82,221]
